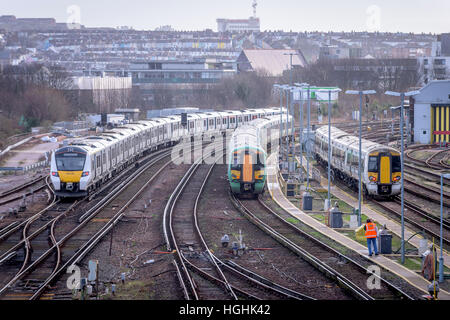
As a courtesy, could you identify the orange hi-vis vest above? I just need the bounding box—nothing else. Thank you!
[365,222,377,238]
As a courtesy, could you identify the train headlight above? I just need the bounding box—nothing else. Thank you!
[393,176,401,182]
[369,176,377,182]
[82,171,89,177]
[51,171,59,177]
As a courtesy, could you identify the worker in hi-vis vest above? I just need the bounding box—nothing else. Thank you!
[364,219,379,256]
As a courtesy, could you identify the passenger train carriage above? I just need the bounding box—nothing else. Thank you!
[314,126,401,198]
[228,114,293,196]
[50,108,285,197]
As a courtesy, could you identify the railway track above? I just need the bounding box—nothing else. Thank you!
[405,163,450,185]
[230,194,416,300]
[404,178,450,207]
[0,175,49,207]
[163,148,313,300]
[373,198,450,249]
[0,176,58,245]
[406,145,450,171]
[312,159,450,252]
[0,145,182,300]
[0,175,46,199]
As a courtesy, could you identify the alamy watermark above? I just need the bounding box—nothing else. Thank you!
[366,265,381,290]
[66,5,82,30]
[366,5,381,32]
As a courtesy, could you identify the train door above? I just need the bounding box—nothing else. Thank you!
[379,154,391,184]
[91,156,96,179]
[431,105,450,143]
[243,151,253,183]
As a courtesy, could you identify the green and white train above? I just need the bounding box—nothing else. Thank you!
[228,114,293,196]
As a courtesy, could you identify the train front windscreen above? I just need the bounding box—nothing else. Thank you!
[55,147,86,171]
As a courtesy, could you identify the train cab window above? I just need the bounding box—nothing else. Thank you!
[392,155,401,172]
[255,152,265,170]
[55,151,86,171]
[368,156,378,172]
[231,152,240,170]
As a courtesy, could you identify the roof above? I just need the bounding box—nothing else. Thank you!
[237,49,306,77]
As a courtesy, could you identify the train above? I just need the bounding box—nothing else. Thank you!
[228,114,293,196]
[314,126,401,198]
[50,108,286,197]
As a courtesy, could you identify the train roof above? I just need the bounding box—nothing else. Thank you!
[316,125,398,154]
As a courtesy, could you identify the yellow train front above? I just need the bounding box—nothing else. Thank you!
[365,150,401,197]
[314,126,401,198]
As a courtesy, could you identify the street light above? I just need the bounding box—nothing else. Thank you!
[295,83,309,172]
[440,173,450,283]
[385,90,420,264]
[274,84,282,150]
[318,88,342,210]
[345,89,377,227]
[274,84,288,157]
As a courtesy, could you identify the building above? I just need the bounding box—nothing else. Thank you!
[0,15,73,31]
[411,80,450,144]
[417,34,450,85]
[125,59,236,108]
[65,76,132,113]
[236,49,307,77]
[419,56,450,83]
[216,18,260,33]
[128,60,235,84]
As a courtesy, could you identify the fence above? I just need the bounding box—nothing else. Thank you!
[0,160,49,175]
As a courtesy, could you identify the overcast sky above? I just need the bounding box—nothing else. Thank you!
[2,0,449,33]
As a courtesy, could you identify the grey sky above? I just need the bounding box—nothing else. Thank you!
[1,0,449,33]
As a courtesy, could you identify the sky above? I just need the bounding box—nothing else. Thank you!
[1,0,449,33]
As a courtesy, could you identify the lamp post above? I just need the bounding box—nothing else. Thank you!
[345,90,376,226]
[439,173,450,282]
[306,85,311,190]
[385,90,420,264]
[295,83,309,171]
[274,84,287,159]
[318,88,342,210]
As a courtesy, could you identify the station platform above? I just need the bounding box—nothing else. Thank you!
[266,153,450,299]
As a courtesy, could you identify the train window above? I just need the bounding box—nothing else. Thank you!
[368,156,378,172]
[231,153,240,170]
[55,152,86,171]
[392,155,401,172]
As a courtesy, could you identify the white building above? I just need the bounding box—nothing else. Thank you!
[418,56,450,85]
[411,80,450,144]
[216,17,260,33]
[418,35,450,85]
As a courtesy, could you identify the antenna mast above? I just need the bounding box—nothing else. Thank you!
[252,0,257,18]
